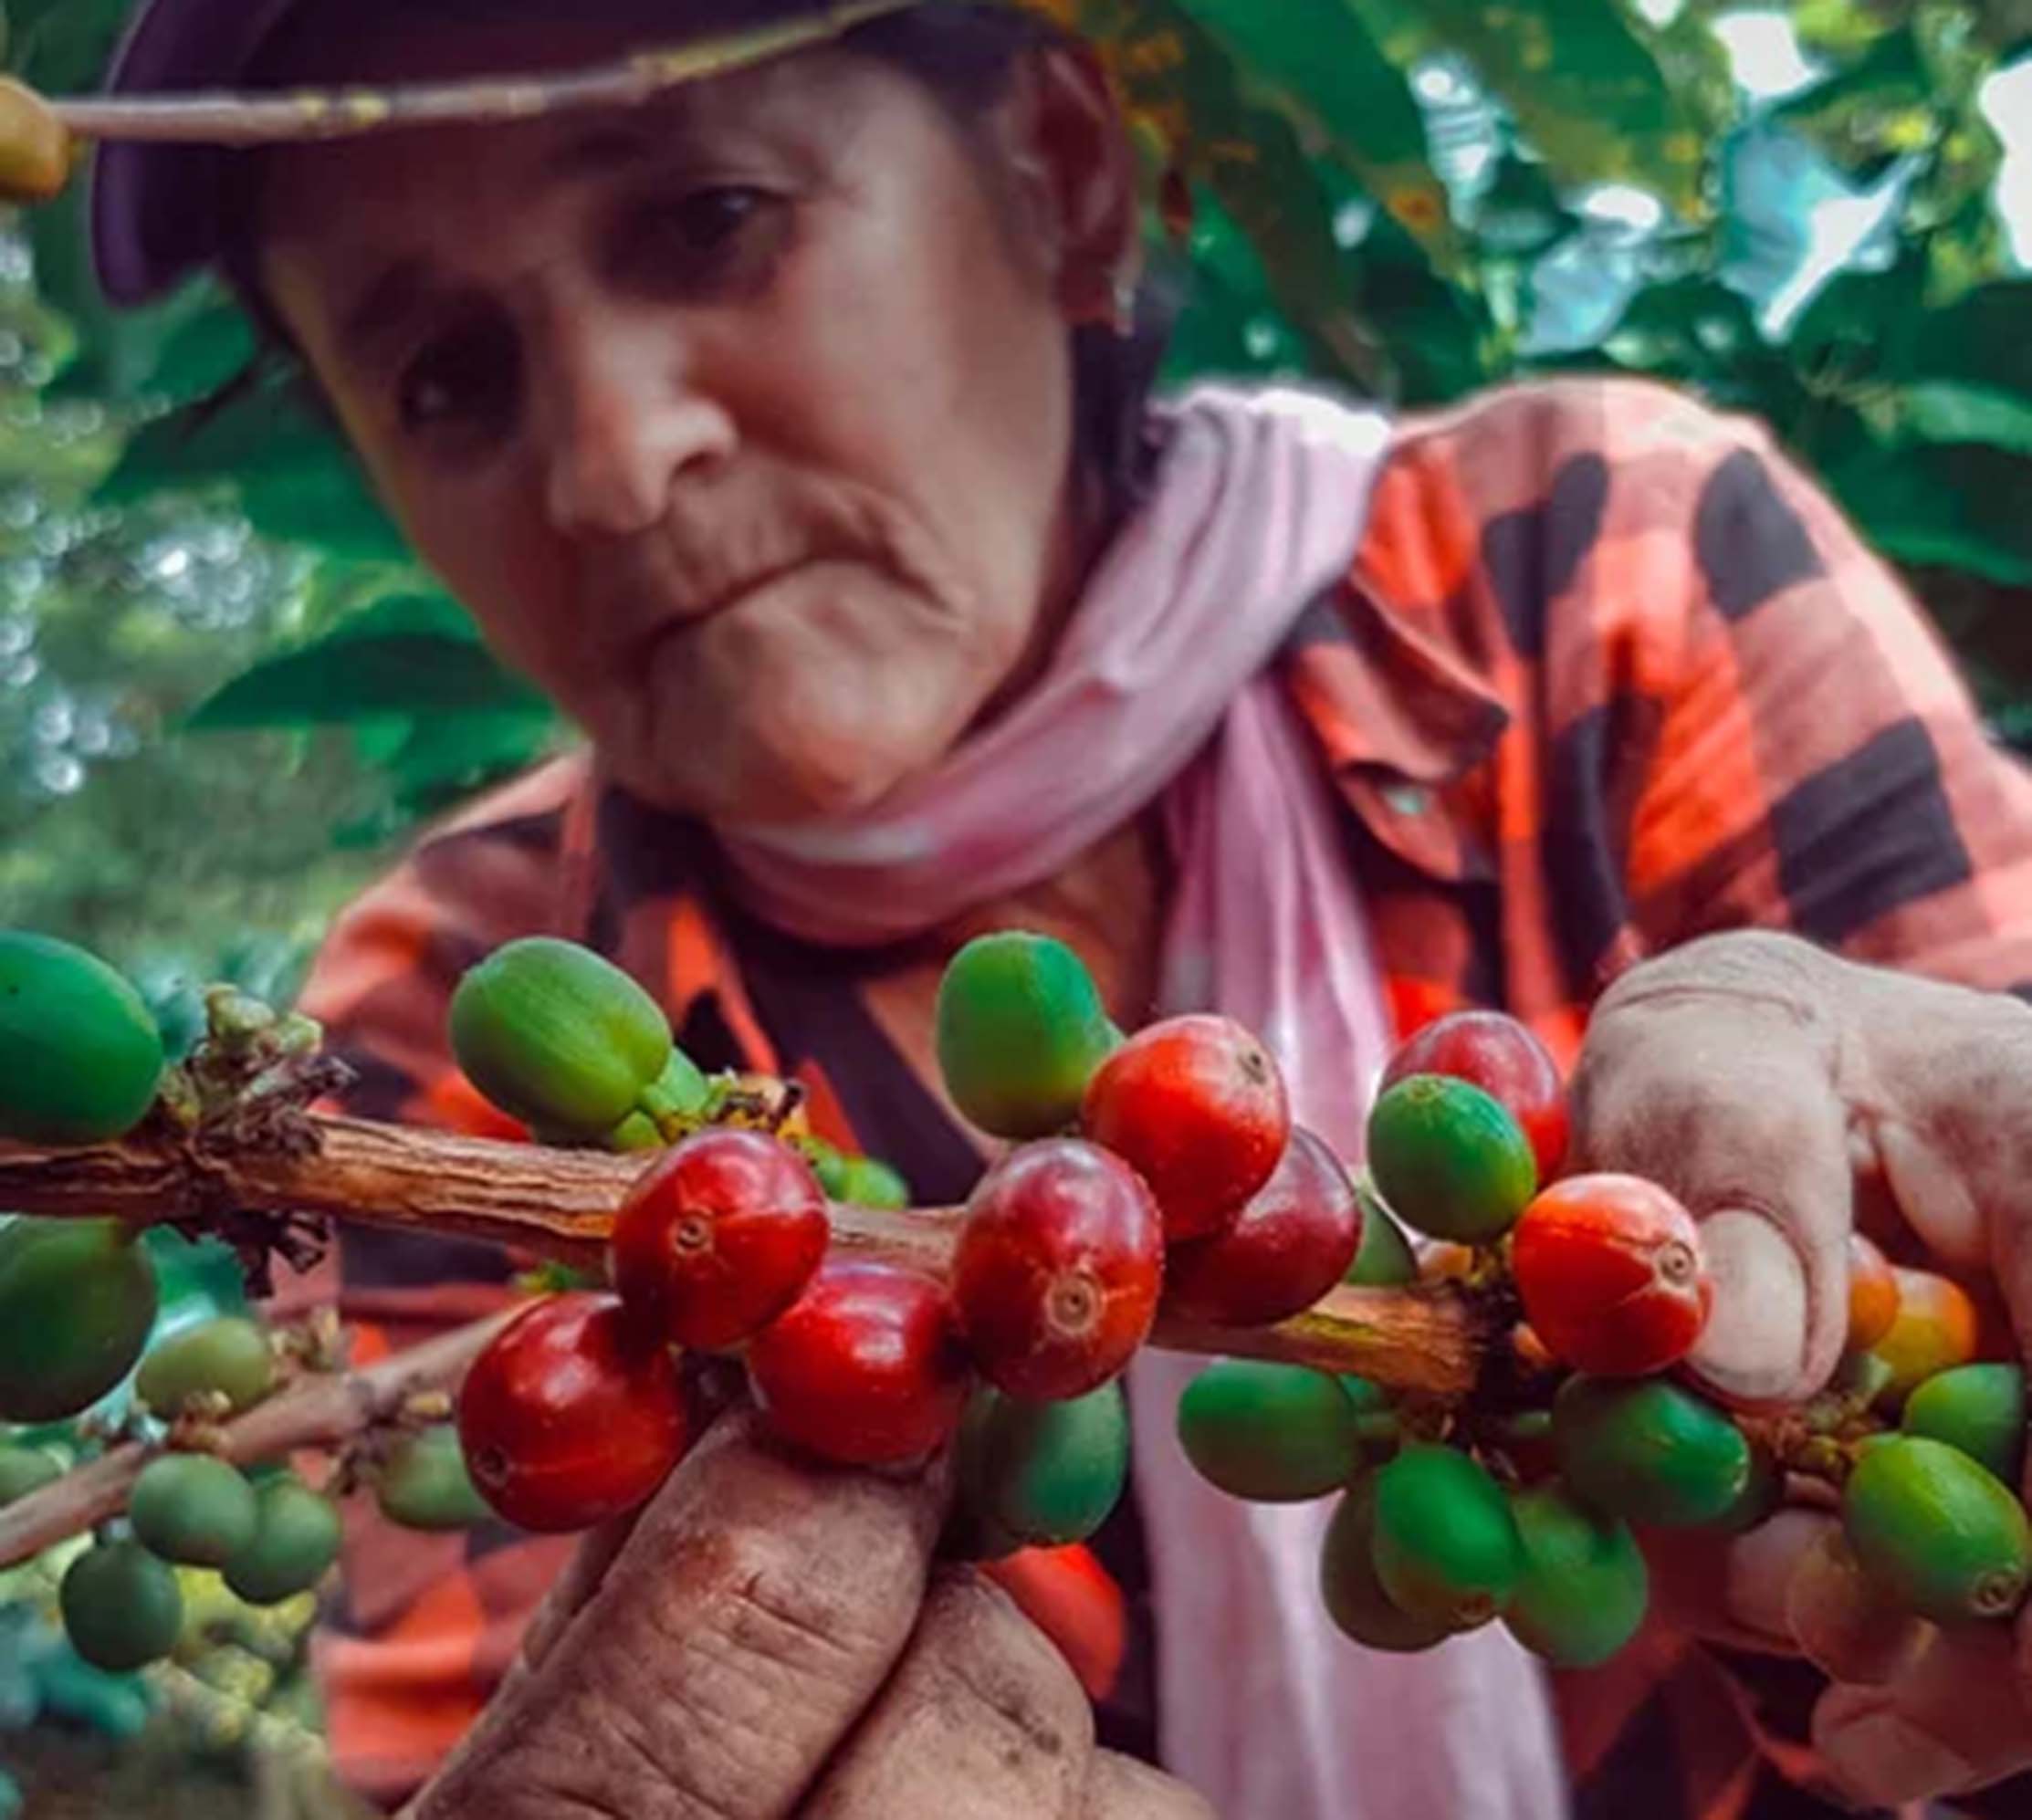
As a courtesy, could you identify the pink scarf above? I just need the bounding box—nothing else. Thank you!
[718,383,1566,1820]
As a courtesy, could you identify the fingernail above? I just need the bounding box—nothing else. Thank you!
[1820,1714,1978,1805]
[1691,1209,1809,1402]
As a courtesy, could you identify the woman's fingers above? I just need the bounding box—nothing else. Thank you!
[802,1569,1096,1819]
[506,1503,645,1687]
[1815,1620,2032,1804]
[1572,934,1853,1404]
[1079,1751,1219,1819]
[1656,1499,2032,1805]
[409,1409,949,1820]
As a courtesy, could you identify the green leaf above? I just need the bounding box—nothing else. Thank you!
[1775,23,1940,179]
[386,709,559,811]
[1348,0,1728,215]
[97,374,411,564]
[1824,440,2032,586]
[1178,0,1461,270]
[27,182,214,407]
[6,0,128,92]
[1891,381,2032,456]
[186,603,547,730]
[144,301,263,411]
[325,591,489,645]
[1576,275,1804,421]
[1069,0,1404,392]
[1788,266,2032,407]
[1472,149,1579,260]
[1793,0,2032,57]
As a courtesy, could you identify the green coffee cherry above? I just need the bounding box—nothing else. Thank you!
[637,1048,710,1124]
[1711,1442,1786,1535]
[935,933,1120,1139]
[135,1316,276,1418]
[1346,1180,1419,1287]
[837,1155,910,1211]
[1319,1478,1459,1653]
[60,1542,183,1673]
[448,937,675,1136]
[128,1453,259,1568]
[31,1645,153,1738]
[1843,1435,2032,1625]
[0,1443,61,1506]
[958,1384,1128,1549]
[1337,1374,1403,1454]
[1503,1483,1649,1667]
[796,1137,854,1200]
[0,1219,158,1423]
[1553,1375,1752,1529]
[223,1477,342,1605]
[1370,1444,1520,1628]
[0,931,163,1146]
[375,1425,495,1533]
[1902,1365,2027,1489]
[1365,1076,1536,1243]
[600,1111,665,1152]
[1178,1362,1363,1502]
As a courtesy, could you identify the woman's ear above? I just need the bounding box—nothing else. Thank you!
[990,39,1144,329]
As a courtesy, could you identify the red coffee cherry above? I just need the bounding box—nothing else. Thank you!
[457,1292,688,1533]
[1164,1128,1363,1326]
[1511,1176,1712,1377]
[954,1138,1165,1401]
[1380,1009,1568,1181]
[611,1130,829,1350]
[1080,1014,1289,1240]
[748,1261,969,1466]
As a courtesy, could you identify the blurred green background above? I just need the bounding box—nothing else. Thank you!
[1,0,2031,1812]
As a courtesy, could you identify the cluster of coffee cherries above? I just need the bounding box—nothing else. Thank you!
[29,1317,345,1677]
[450,926,1313,1551]
[0,1281,488,1679]
[453,928,2032,1678]
[0,930,498,1676]
[1185,1014,2032,1668]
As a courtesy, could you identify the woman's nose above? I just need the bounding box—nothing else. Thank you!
[541,329,738,539]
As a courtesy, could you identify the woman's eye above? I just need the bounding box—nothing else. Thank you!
[396,312,522,446]
[626,186,785,296]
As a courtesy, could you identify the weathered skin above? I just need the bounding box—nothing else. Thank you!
[405,1412,1212,1819]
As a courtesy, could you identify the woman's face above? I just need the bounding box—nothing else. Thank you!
[257,13,1128,823]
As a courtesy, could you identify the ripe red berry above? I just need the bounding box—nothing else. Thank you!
[610,1131,829,1350]
[1164,1128,1363,1326]
[953,1138,1165,1400]
[1381,1010,1568,1181]
[748,1261,969,1466]
[457,1293,688,1533]
[1511,1175,1712,1377]
[1080,1014,1289,1240]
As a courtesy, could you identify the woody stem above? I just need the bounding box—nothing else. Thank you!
[0,1112,1494,1398]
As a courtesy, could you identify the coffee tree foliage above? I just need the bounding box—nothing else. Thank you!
[0,0,2029,991]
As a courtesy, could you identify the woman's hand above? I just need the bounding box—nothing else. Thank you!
[1571,930,2032,1803]
[403,1408,1209,1820]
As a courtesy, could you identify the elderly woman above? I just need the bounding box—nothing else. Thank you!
[88,1,2032,1815]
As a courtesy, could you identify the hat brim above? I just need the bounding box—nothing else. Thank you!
[89,0,937,308]
[90,0,308,306]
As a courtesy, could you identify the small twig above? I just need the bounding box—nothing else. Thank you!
[0,1313,509,1570]
[45,1,915,146]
